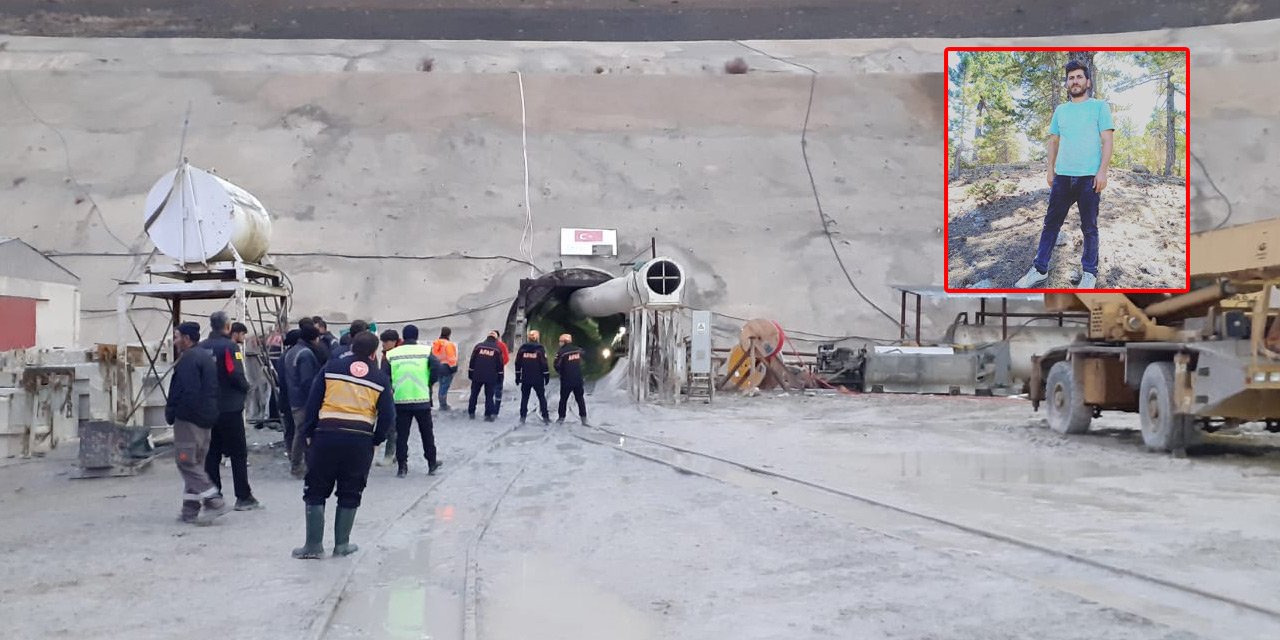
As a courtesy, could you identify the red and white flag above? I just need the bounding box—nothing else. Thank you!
[574,229,604,243]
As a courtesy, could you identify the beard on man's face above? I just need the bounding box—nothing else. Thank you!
[1068,83,1087,96]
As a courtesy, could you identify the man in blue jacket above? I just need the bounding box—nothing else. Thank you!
[166,322,229,525]
[284,323,322,477]
[292,331,396,559]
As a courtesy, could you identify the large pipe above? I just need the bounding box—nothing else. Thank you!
[1142,280,1236,319]
[569,257,686,317]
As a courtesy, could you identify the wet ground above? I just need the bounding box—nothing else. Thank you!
[0,0,1277,40]
[3,388,1279,639]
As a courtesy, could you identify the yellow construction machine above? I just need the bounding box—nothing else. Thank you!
[1028,217,1280,451]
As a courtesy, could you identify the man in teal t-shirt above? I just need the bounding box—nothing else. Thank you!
[1015,60,1115,290]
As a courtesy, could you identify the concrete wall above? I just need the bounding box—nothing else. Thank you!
[0,277,81,347]
[0,21,1277,352]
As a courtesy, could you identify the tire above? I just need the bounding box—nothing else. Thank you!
[1138,362,1200,452]
[1045,361,1091,434]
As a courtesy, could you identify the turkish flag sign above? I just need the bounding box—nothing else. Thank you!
[574,229,604,243]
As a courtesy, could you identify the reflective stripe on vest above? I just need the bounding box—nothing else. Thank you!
[388,344,432,404]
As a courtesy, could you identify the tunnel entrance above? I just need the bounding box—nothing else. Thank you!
[503,268,628,382]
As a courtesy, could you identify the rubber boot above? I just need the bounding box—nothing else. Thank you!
[396,462,408,478]
[333,507,360,557]
[292,504,326,559]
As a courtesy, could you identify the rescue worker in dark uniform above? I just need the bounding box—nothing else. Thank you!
[467,333,504,421]
[200,311,262,511]
[515,329,551,425]
[166,322,229,525]
[490,329,510,414]
[292,331,395,559]
[385,324,442,477]
[555,333,589,426]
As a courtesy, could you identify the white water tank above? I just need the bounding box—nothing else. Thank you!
[143,163,272,264]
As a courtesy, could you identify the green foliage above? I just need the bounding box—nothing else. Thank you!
[970,180,999,204]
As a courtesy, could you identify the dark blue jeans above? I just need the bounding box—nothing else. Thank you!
[1034,174,1099,275]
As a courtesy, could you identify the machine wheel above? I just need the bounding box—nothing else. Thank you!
[1138,362,1200,452]
[1045,361,1092,435]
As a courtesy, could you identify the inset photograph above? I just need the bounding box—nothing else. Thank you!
[945,48,1189,291]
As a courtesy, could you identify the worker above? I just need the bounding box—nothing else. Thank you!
[374,329,402,467]
[284,323,322,478]
[292,331,395,560]
[313,316,338,352]
[490,329,510,414]
[515,329,551,425]
[274,329,299,458]
[328,319,369,362]
[166,321,229,525]
[200,311,262,511]
[386,324,442,477]
[431,327,459,411]
[554,333,589,426]
[299,317,330,363]
[232,321,269,430]
[467,332,504,421]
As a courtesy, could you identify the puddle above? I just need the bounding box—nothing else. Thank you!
[839,451,1138,485]
[479,553,662,640]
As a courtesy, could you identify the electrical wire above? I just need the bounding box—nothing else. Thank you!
[516,71,537,278]
[5,71,136,252]
[375,296,516,326]
[733,41,902,331]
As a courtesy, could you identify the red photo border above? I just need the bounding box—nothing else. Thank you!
[943,46,1192,294]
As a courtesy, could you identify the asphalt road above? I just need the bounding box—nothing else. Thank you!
[0,0,1277,40]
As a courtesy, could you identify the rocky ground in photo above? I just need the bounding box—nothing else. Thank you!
[948,164,1187,289]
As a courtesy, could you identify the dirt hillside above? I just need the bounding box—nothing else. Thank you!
[947,164,1187,289]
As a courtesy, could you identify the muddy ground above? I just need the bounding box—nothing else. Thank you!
[948,165,1187,290]
[3,386,1279,639]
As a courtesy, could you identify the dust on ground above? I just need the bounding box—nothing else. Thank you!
[948,164,1187,289]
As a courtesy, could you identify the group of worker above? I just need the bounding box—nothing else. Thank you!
[164,312,592,558]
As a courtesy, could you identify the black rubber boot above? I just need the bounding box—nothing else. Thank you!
[292,504,326,559]
[333,507,359,557]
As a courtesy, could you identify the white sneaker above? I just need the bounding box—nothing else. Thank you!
[1078,272,1098,289]
[1014,266,1048,288]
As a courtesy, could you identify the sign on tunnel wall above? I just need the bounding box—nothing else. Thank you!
[560,228,617,257]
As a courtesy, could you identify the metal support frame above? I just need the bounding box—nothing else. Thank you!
[116,260,290,429]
